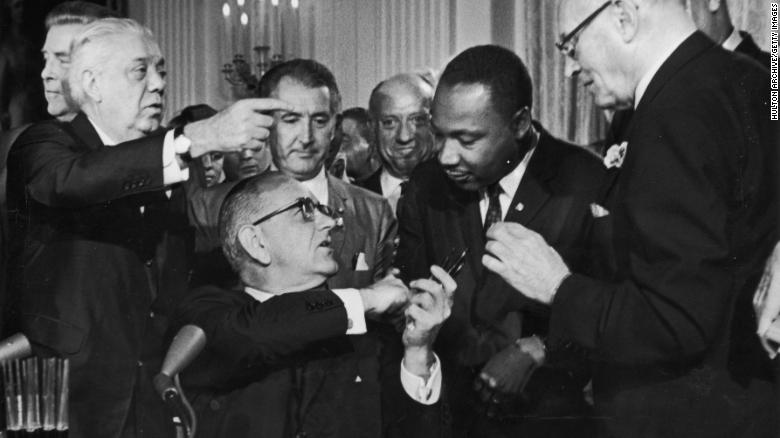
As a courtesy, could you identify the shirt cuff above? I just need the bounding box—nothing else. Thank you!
[162,129,190,185]
[400,353,441,405]
[332,288,367,335]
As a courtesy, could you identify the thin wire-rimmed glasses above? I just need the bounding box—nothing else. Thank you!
[252,197,337,226]
[555,1,614,57]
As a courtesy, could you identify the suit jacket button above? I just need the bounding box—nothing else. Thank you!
[209,399,221,410]
[145,259,154,267]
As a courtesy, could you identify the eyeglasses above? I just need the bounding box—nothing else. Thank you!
[378,112,431,132]
[251,197,337,225]
[555,0,614,58]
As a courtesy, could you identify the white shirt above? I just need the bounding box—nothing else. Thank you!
[479,147,536,224]
[634,29,697,109]
[89,119,190,185]
[721,27,742,52]
[299,167,330,205]
[244,286,442,404]
[380,169,406,215]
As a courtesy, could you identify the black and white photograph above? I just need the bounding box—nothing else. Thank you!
[0,0,777,437]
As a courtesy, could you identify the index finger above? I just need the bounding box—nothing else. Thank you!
[429,265,457,299]
[242,97,295,113]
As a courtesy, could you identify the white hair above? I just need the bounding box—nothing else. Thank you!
[67,18,157,107]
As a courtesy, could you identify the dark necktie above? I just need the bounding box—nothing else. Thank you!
[483,183,502,234]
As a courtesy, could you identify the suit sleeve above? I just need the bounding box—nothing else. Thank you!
[395,178,431,283]
[549,100,775,366]
[173,287,350,367]
[11,122,166,208]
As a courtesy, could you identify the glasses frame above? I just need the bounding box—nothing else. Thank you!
[555,0,614,57]
[251,197,336,226]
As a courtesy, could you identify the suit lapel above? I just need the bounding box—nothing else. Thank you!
[505,127,556,225]
[448,182,485,281]
[326,175,349,257]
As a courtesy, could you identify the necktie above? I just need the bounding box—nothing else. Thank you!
[483,183,502,234]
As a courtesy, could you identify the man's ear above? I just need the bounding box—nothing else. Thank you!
[238,225,271,265]
[612,0,640,43]
[82,69,101,103]
[511,106,532,141]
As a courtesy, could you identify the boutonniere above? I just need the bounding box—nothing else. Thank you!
[604,141,628,169]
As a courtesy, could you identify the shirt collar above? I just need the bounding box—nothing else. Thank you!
[299,166,329,205]
[483,142,536,200]
[721,27,742,51]
[634,29,696,109]
[87,116,118,146]
[380,168,405,196]
[244,286,274,303]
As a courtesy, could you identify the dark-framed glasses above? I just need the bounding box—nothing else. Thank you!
[252,197,337,225]
[555,0,614,57]
[378,112,431,131]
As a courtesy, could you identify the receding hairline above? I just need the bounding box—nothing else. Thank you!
[369,74,433,115]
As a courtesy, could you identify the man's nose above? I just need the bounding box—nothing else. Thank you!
[564,56,581,78]
[316,209,336,230]
[148,67,166,93]
[299,120,314,145]
[396,119,414,145]
[41,58,56,81]
[202,153,214,168]
[437,139,459,167]
[239,148,255,162]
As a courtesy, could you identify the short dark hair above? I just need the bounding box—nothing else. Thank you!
[168,104,218,129]
[219,172,296,272]
[341,107,372,140]
[45,1,121,29]
[437,45,533,121]
[258,59,341,114]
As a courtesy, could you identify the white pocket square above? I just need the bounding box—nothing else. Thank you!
[353,252,369,271]
[590,203,610,218]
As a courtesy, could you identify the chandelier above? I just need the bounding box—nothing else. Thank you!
[222,46,284,95]
[220,0,298,98]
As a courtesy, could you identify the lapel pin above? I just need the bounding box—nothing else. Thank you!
[515,202,524,212]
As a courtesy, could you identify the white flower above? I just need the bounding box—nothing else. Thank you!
[603,141,628,169]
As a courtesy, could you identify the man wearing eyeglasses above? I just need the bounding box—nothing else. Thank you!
[360,73,436,214]
[483,1,777,436]
[171,172,455,438]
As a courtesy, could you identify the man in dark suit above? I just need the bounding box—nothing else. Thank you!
[396,45,605,437]
[485,1,777,436]
[171,171,454,438]
[258,59,397,291]
[360,73,437,214]
[5,18,292,438]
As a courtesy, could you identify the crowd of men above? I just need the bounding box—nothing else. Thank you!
[0,0,776,437]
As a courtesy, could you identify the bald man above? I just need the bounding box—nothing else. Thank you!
[483,1,777,436]
[362,73,436,213]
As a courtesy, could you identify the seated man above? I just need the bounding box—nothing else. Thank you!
[170,172,454,438]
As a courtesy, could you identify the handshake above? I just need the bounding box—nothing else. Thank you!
[359,266,457,352]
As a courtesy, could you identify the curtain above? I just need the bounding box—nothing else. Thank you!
[513,0,607,146]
